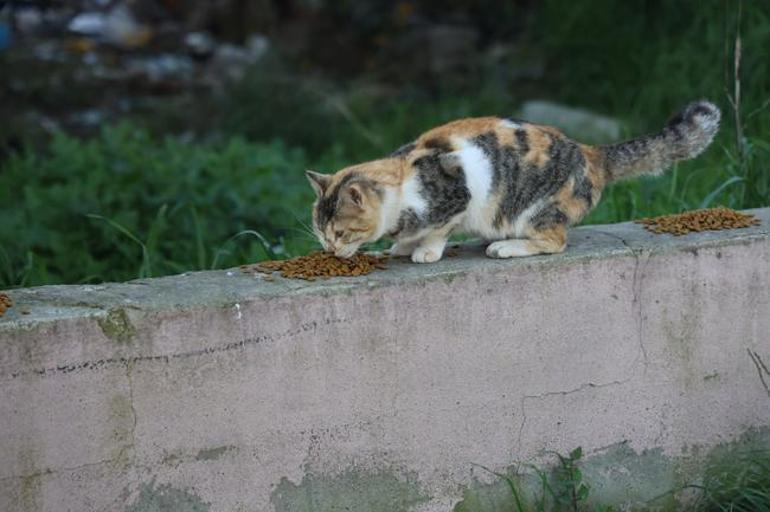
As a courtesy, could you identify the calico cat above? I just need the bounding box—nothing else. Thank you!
[307,100,720,263]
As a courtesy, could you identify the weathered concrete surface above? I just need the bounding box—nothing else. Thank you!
[1,208,769,512]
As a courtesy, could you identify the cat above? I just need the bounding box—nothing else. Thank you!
[306,100,720,263]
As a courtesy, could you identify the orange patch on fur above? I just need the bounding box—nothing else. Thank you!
[580,145,607,190]
[494,124,517,147]
[341,158,406,187]
[554,178,589,224]
[522,127,553,167]
[528,225,567,253]
[416,117,502,148]
[535,124,565,138]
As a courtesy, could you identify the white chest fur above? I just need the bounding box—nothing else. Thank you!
[452,138,502,238]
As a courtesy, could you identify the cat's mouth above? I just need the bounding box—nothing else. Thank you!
[334,244,360,259]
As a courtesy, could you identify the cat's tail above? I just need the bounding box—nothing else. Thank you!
[596,100,720,182]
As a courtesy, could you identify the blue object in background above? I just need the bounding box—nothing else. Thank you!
[0,23,12,50]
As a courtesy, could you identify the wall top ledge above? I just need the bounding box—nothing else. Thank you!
[2,208,769,331]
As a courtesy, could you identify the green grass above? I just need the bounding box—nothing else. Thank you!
[0,125,318,286]
[689,449,770,512]
[474,445,770,511]
[1,1,768,287]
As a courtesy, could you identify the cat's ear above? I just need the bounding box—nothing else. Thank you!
[347,183,365,208]
[306,170,330,197]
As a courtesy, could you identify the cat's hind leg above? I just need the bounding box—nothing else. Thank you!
[486,226,566,258]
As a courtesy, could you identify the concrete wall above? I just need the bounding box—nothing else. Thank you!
[1,208,770,512]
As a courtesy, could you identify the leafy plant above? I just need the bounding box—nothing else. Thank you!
[476,447,610,512]
[0,124,317,287]
[687,450,770,512]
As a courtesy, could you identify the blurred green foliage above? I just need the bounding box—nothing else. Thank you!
[0,126,315,286]
[536,0,770,224]
[1,0,769,287]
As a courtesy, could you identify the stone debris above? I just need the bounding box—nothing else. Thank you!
[241,251,388,281]
[68,5,151,48]
[0,293,12,317]
[518,100,623,142]
[635,207,760,235]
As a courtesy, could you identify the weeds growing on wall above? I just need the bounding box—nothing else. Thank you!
[478,447,611,512]
[481,445,770,512]
[687,449,770,512]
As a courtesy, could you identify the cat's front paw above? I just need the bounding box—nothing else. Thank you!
[411,246,442,263]
[486,240,530,258]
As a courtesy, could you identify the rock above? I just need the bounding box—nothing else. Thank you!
[14,7,43,36]
[184,31,216,58]
[518,100,624,142]
[483,42,545,82]
[209,33,269,81]
[401,24,478,74]
[68,12,107,36]
[67,108,103,128]
[68,5,151,48]
[383,24,479,87]
[125,53,195,82]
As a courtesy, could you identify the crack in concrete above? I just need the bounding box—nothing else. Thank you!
[748,348,770,398]
[125,361,139,462]
[0,363,142,484]
[593,229,650,368]
[517,378,632,453]
[515,230,653,455]
[0,363,141,484]
[4,318,341,381]
[0,459,114,483]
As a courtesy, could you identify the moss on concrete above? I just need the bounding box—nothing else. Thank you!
[105,393,134,468]
[270,468,429,512]
[97,308,136,344]
[195,445,236,462]
[453,429,770,512]
[124,480,210,512]
[19,472,43,512]
[452,467,525,512]
[16,446,44,512]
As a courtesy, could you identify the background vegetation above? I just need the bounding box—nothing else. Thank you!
[1,0,768,287]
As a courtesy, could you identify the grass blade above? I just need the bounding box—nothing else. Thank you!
[699,176,745,208]
[87,213,150,278]
[472,463,527,512]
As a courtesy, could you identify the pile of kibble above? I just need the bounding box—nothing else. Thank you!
[242,251,388,280]
[635,207,760,236]
[0,293,12,317]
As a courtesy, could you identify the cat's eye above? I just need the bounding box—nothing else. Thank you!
[334,230,344,239]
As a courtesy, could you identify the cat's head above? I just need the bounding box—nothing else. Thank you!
[306,168,386,258]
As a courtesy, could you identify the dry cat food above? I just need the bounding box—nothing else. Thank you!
[635,207,760,235]
[0,293,12,317]
[241,251,388,280]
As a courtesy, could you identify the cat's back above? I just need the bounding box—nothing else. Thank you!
[413,116,569,157]
[406,116,591,237]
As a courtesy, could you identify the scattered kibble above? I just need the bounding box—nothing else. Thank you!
[0,293,12,317]
[635,207,760,236]
[241,251,388,281]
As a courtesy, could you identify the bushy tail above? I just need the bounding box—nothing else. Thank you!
[599,100,721,182]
